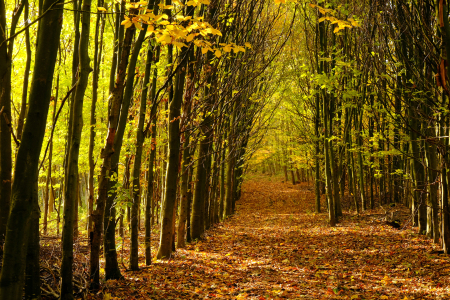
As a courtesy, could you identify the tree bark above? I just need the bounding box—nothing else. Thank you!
[61,0,92,295]
[145,48,159,265]
[130,41,154,270]
[24,174,40,299]
[0,0,64,296]
[89,0,104,235]
[90,5,137,289]
[156,41,191,258]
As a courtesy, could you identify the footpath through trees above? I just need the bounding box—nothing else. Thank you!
[80,175,449,299]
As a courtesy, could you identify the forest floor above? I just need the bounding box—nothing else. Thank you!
[45,175,450,299]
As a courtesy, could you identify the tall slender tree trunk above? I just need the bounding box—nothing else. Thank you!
[16,0,31,142]
[44,96,57,235]
[89,0,104,234]
[314,93,321,213]
[130,41,154,270]
[0,0,23,247]
[145,48,159,265]
[156,33,192,259]
[90,6,137,289]
[177,53,195,248]
[61,0,92,295]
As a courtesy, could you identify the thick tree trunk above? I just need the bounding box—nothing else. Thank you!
[24,175,40,300]
[0,0,64,296]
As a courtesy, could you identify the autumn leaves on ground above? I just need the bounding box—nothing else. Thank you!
[59,175,449,300]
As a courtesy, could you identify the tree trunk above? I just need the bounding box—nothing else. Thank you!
[88,0,104,235]
[0,0,64,296]
[145,49,159,264]
[177,55,195,248]
[61,0,92,295]
[130,41,154,270]
[156,39,191,259]
[90,5,137,289]
[24,175,40,300]
[16,0,31,142]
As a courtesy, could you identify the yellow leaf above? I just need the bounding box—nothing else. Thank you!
[176,15,192,21]
[223,44,232,52]
[225,252,232,256]
[201,47,209,54]
[158,4,174,9]
[135,22,144,31]
[244,42,251,48]
[97,6,107,11]
[173,0,184,5]
[214,49,222,58]
[173,41,188,49]
[157,34,172,44]
[124,21,133,29]
[233,46,245,53]
[186,33,196,42]
[349,18,360,27]
[274,0,286,4]
[204,27,222,36]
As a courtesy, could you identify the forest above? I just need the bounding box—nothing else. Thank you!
[1,0,450,298]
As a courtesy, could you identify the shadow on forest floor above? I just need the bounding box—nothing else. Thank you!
[40,175,450,299]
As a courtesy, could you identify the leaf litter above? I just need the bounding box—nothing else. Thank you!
[77,175,450,299]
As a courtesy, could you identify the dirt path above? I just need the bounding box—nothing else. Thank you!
[99,176,450,299]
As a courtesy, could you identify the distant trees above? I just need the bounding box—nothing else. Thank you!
[253,0,450,256]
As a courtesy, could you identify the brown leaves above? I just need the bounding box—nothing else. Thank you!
[79,176,450,299]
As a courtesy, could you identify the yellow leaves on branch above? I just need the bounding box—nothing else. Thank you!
[309,3,360,34]
[119,1,251,56]
[125,0,148,9]
[186,0,210,6]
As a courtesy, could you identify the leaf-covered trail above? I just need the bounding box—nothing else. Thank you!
[100,176,450,299]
